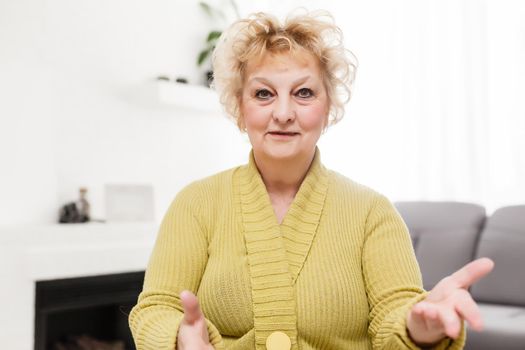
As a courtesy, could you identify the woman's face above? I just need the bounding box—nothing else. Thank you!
[240,51,329,162]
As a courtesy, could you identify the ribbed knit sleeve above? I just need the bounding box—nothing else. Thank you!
[128,184,224,350]
[363,194,466,349]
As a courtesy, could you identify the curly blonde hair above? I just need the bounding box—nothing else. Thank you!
[211,9,357,130]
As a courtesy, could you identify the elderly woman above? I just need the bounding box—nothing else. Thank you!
[129,10,493,350]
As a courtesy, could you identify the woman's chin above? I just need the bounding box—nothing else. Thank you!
[261,145,302,161]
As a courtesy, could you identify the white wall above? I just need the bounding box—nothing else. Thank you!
[0,0,253,225]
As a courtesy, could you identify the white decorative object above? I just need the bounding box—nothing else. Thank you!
[105,184,155,222]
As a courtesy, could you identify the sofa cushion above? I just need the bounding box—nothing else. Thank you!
[395,202,485,290]
[465,303,525,350]
[471,205,525,306]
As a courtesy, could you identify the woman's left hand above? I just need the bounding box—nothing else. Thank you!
[406,257,494,346]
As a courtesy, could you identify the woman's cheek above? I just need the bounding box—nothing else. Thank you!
[244,103,271,130]
[299,104,328,131]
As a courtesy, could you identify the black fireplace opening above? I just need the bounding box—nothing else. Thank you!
[34,271,145,350]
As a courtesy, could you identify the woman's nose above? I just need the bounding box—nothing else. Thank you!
[272,96,296,123]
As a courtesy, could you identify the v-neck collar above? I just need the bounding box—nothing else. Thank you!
[234,147,329,349]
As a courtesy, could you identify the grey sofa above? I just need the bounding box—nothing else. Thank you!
[395,202,525,350]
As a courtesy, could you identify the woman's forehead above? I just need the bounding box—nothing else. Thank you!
[243,51,321,80]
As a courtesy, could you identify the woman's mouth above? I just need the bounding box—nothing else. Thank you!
[267,131,300,136]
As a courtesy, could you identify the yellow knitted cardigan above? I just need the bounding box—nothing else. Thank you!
[129,149,465,349]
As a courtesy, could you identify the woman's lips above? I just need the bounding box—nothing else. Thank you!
[267,131,300,136]
[267,131,300,140]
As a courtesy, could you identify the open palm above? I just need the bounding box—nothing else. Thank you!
[407,257,494,345]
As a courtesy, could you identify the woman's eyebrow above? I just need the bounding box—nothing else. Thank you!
[249,75,312,86]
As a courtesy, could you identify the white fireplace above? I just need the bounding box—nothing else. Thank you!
[0,222,157,349]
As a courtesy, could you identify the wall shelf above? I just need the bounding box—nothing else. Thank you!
[156,80,222,113]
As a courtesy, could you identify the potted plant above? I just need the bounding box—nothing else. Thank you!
[197,0,240,86]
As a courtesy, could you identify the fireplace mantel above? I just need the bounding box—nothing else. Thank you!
[0,222,157,349]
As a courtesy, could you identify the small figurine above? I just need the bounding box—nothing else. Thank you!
[58,187,91,223]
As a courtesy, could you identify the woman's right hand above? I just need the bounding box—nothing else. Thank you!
[176,290,214,350]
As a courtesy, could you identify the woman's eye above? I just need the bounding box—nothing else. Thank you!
[296,88,314,98]
[255,89,273,100]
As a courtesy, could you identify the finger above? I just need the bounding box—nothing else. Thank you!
[452,290,484,331]
[449,257,494,289]
[180,290,204,325]
[410,302,429,329]
[436,306,463,339]
[412,302,442,330]
[408,302,446,344]
[420,303,443,332]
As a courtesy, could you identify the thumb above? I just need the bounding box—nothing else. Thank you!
[180,290,204,325]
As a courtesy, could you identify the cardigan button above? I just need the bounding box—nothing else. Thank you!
[266,331,291,350]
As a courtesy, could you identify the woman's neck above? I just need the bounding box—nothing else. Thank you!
[253,149,316,199]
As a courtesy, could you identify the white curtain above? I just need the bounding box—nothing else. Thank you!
[312,0,525,213]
